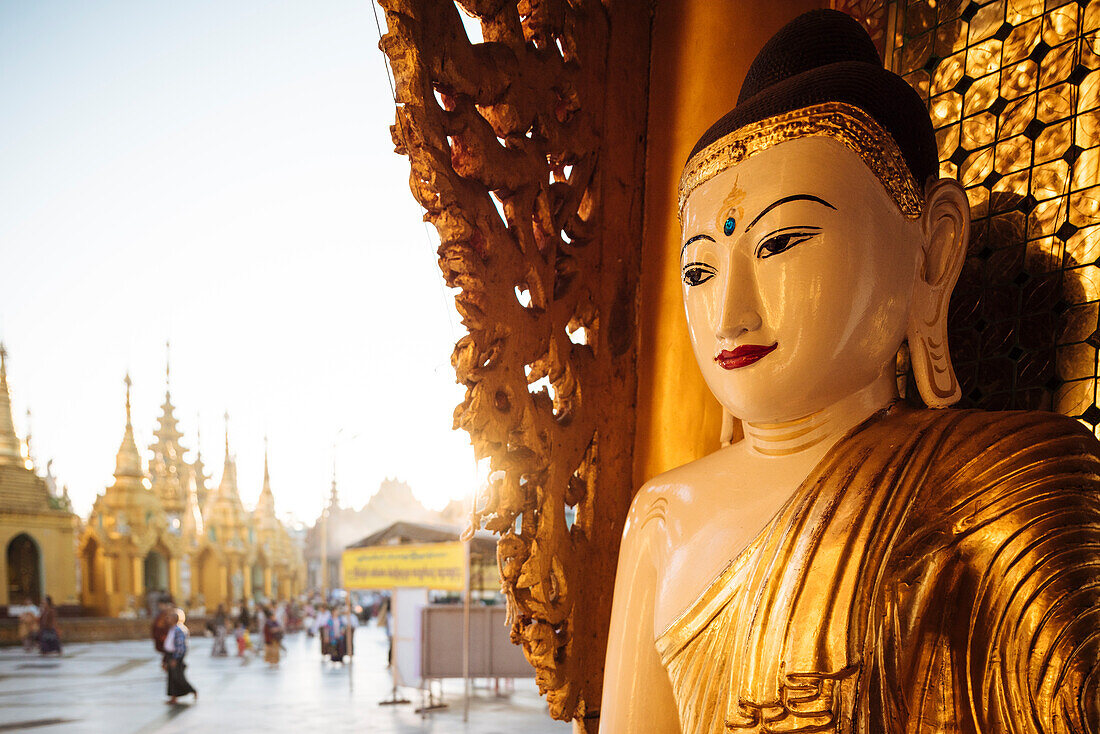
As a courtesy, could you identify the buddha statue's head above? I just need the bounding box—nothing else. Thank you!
[679,10,969,424]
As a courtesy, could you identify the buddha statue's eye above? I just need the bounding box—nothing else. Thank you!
[755,227,821,259]
[681,261,717,287]
[723,217,736,236]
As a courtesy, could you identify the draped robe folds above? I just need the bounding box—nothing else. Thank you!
[655,405,1100,734]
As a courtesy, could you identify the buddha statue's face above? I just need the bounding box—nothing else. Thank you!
[680,136,924,423]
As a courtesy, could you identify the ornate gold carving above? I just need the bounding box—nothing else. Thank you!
[378,1,649,725]
[678,102,925,221]
[658,404,1100,733]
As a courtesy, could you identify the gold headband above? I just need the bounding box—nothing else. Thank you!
[678,101,924,221]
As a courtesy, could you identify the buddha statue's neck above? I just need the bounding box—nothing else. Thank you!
[742,370,899,458]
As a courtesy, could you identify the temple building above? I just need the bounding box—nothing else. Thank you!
[249,442,304,601]
[194,422,251,609]
[80,376,182,616]
[81,372,304,616]
[192,428,303,610]
[0,344,79,609]
[147,368,204,606]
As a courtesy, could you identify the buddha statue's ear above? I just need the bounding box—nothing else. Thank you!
[908,178,969,408]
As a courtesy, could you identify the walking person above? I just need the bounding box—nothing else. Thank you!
[315,604,332,658]
[262,608,283,668]
[17,597,39,653]
[210,604,228,657]
[253,605,266,654]
[237,603,251,637]
[324,606,347,663]
[163,609,197,704]
[377,596,393,667]
[37,596,61,656]
[234,621,252,663]
[339,604,358,659]
[304,601,316,637]
[151,598,173,655]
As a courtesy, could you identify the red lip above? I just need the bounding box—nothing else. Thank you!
[715,343,778,370]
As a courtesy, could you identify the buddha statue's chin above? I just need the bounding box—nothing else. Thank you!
[678,136,925,425]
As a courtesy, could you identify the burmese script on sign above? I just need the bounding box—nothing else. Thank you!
[342,542,466,591]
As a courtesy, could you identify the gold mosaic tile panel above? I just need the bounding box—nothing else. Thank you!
[851,0,1100,427]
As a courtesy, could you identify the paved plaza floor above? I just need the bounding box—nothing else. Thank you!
[0,625,572,733]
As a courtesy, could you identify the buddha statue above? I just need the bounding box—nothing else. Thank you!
[600,11,1100,734]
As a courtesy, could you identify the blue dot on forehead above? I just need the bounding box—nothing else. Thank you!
[723,217,736,236]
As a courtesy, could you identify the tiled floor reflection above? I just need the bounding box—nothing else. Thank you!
[0,625,571,733]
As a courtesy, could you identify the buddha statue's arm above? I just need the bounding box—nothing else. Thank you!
[599,489,680,733]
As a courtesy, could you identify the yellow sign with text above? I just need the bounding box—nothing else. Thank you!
[342,543,467,591]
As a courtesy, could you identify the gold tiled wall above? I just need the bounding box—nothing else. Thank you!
[888,0,1100,426]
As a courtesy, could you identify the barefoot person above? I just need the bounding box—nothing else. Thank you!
[163,609,197,704]
[151,597,173,656]
[37,596,61,656]
[262,607,283,668]
[210,604,228,658]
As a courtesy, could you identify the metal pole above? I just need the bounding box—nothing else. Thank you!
[347,593,354,659]
[320,504,328,600]
[463,538,471,722]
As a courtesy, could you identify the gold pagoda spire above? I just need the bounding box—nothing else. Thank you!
[152,340,182,449]
[192,417,210,510]
[0,343,25,467]
[256,435,276,518]
[262,435,272,496]
[217,411,240,503]
[114,373,144,481]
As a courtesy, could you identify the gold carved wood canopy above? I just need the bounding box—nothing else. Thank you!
[378,0,651,725]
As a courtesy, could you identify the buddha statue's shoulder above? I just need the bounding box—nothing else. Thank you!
[627,445,752,533]
[865,405,1100,540]
[876,404,1100,474]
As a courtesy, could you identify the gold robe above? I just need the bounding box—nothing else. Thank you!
[656,405,1100,733]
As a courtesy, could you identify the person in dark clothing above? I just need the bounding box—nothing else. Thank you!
[237,604,251,631]
[262,608,283,668]
[164,609,197,704]
[37,596,61,656]
[151,598,173,654]
[211,604,228,657]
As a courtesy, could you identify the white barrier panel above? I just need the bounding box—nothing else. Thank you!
[392,587,429,688]
[420,604,533,679]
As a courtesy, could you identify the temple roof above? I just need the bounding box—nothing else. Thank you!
[0,345,71,515]
[0,464,55,514]
[347,520,497,559]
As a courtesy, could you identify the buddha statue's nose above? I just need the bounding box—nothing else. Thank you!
[715,268,762,340]
[716,310,762,341]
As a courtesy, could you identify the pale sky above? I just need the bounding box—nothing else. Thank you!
[0,0,484,521]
